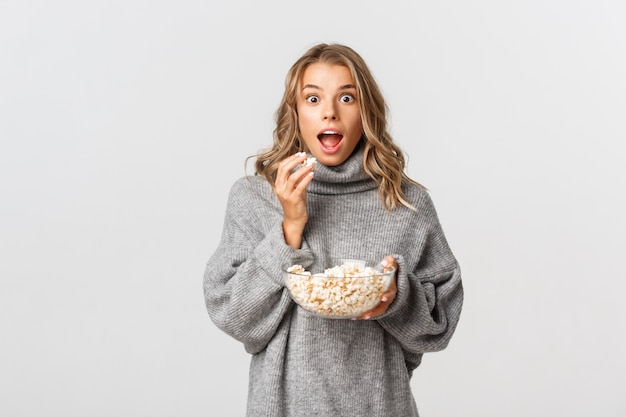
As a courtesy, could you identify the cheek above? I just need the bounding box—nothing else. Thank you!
[297,111,316,134]
[349,114,363,135]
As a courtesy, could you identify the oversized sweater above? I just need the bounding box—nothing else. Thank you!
[203,145,463,417]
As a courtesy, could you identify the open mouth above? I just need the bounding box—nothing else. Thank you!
[317,130,343,149]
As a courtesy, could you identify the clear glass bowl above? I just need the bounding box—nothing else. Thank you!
[283,260,395,319]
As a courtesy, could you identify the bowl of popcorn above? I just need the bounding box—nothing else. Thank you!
[283,260,395,319]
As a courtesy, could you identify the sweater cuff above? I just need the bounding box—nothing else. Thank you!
[253,222,314,287]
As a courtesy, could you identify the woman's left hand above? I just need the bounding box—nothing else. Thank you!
[352,256,398,320]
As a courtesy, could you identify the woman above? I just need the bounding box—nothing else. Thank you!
[204,43,463,417]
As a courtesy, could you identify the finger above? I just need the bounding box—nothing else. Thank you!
[276,168,313,201]
[276,152,306,176]
[380,275,397,304]
[278,152,308,173]
[291,165,315,191]
[280,165,315,198]
[379,287,396,304]
[354,292,395,320]
[275,153,308,189]
[380,256,397,272]
[353,300,388,320]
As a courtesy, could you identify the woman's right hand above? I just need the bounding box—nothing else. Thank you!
[274,152,315,249]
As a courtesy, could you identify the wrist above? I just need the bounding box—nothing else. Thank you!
[282,220,305,249]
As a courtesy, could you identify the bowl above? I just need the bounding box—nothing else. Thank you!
[283,260,395,319]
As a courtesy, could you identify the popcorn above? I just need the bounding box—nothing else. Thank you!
[302,156,317,169]
[284,262,392,318]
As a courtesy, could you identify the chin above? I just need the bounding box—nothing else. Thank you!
[318,155,347,167]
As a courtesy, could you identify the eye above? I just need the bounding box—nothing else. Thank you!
[340,94,355,103]
[306,95,319,104]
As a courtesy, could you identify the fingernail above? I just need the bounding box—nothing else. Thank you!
[381,296,388,302]
[381,259,388,267]
[363,315,371,320]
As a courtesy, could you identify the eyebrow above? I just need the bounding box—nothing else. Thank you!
[301,84,357,91]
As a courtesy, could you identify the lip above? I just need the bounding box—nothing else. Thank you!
[317,128,343,137]
[317,128,344,154]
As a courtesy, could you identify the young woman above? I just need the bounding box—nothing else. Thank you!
[203,43,463,417]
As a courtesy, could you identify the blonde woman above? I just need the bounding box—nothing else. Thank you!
[204,43,463,417]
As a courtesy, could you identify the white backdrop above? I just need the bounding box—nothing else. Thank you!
[1,0,625,416]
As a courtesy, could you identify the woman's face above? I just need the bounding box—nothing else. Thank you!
[296,63,363,166]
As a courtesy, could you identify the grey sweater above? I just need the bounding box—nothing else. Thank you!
[203,146,463,417]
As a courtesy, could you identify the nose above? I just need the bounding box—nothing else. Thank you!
[322,102,338,120]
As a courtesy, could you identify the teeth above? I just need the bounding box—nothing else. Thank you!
[321,130,339,135]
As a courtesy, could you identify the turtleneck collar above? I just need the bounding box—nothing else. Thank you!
[307,141,378,195]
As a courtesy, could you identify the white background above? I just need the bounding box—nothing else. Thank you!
[1,0,625,416]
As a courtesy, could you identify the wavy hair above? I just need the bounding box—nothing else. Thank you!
[250,43,422,211]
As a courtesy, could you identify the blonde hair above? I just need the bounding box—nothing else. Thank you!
[251,43,422,211]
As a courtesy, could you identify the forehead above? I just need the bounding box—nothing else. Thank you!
[299,63,355,88]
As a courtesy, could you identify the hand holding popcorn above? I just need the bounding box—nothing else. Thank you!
[352,256,398,320]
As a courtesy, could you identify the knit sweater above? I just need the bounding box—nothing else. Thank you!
[203,144,463,417]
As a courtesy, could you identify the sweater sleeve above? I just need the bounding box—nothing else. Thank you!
[377,193,464,355]
[203,179,314,354]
